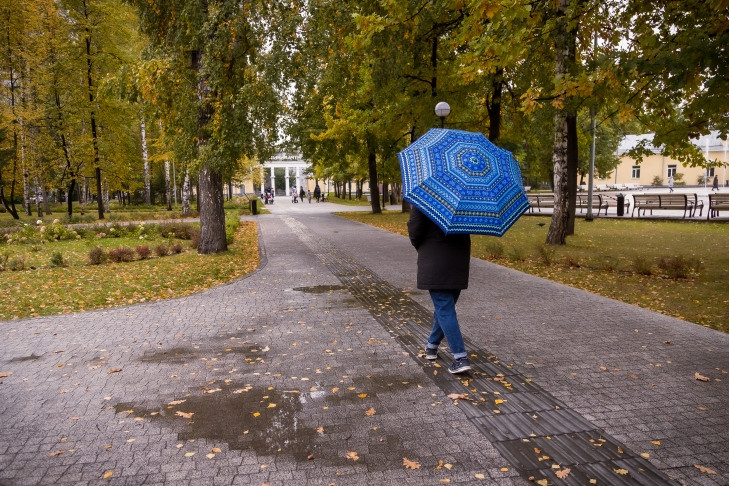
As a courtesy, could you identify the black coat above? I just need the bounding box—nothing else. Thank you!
[407,207,471,290]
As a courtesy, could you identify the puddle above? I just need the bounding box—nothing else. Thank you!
[114,385,316,460]
[8,353,42,362]
[140,347,197,364]
[291,285,346,294]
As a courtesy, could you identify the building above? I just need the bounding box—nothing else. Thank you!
[594,131,728,188]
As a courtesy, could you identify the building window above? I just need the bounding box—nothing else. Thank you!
[667,165,677,178]
[631,166,640,179]
[708,167,715,177]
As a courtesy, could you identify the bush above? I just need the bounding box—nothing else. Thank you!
[508,247,526,262]
[154,244,170,257]
[484,241,505,260]
[657,255,702,279]
[88,246,106,265]
[7,256,26,271]
[49,251,67,268]
[108,246,135,263]
[190,230,200,250]
[40,220,79,242]
[651,176,663,186]
[564,254,581,268]
[225,214,240,244]
[170,242,183,254]
[132,222,157,241]
[632,256,653,276]
[158,222,197,240]
[537,245,557,265]
[0,253,10,271]
[136,245,151,260]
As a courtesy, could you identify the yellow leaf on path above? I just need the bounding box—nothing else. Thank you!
[332,387,339,394]
[102,471,113,479]
[346,451,359,461]
[439,480,451,483]
[555,467,571,479]
[475,473,486,479]
[267,403,277,408]
[640,452,650,459]
[695,372,710,382]
[0,372,12,378]
[184,452,195,457]
[365,407,376,416]
[316,426,324,434]
[107,369,122,374]
[169,399,186,406]
[501,467,509,472]
[50,450,64,456]
[536,480,548,486]
[444,463,453,470]
[358,393,368,399]
[403,457,420,469]
[436,460,444,470]
[206,453,215,459]
[212,447,221,453]
[252,412,261,417]
[651,440,661,446]
[589,480,597,484]
[175,411,194,419]
[695,464,716,475]
[614,468,629,475]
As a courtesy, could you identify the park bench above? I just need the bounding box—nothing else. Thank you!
[686,193,704,217]
[707,193,729,219]
[527,193,554,212]
[632,193,693,218]
[575,193,609,216]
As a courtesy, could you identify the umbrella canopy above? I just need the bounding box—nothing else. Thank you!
[398,128,529,236]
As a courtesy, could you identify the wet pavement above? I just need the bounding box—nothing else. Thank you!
[1,198,728,485]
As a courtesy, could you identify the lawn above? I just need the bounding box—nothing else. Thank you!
[338,211,729,334]
[0,202,259,320]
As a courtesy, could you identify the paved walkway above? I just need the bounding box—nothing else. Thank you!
[1,199,727,485]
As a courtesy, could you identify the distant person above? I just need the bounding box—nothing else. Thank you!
[407,206,472,374]
[300,187,306,201]
[668,175,674,192]
[292,187,298,203]
[712,175,719,191]
[314,184,321,202]
[307,189,312,203]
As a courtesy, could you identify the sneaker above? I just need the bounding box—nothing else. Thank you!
[424,347,438,360]
[448,357,472,374]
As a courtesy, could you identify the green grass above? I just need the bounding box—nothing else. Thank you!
[0,216,258,321]
[327,195,373,206]
[338,212,729,334]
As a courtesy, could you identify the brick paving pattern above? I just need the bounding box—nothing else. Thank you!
[1,200,727,485]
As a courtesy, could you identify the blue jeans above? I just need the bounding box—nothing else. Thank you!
[426,289,467,359]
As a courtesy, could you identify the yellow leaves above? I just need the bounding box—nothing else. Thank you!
[0,372,12,378]
[266,403,277,409]
[555,467,571,479]
[184,452,195,457]
[435,460,453,470]
[651,440,661,446]
[357,393,368,399]
[102,471,113,479]
[252,412,261,418]
[346,451,359,461]
[175,411,194,419]
[107,369,122,374]
[475,473,486,479]
[365,407,376,416]
[614,468,629,475]
[695,464,717,475]
[695,372,710,382]
[403,457,420,469]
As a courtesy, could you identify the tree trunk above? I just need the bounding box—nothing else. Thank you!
[197,164,227,254]
[367,135,381,214]
[141,117,151,205]
[182,169,191,215]
[488,69,504,143]
[83,0,103,220]
[566,114,578,235]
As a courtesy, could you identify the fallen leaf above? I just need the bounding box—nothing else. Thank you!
[555,467,571,479]
[500,467,509,472]
[439,480,451,484]
[102,471,113,479]
[212,447,221,453]
[694,464,716,475]
[184,452,195,457]
[651,440,661,446]
[346,451,359,461]
[175,411,194,419]
[475,473,485,479]
[358,393,368,399]
[640,452,650,459]
[169,399,186,406]
[614,468,629,475]
[536,480,548,486]
[50,450,64,456]
[267,403,277,408]
[107,369,122,374]
[252,412,261,417]
[0,372,12,378]
[206,453,215,459]
[695,372,710,382]
[403,457,420,469]
[317,426,324,434]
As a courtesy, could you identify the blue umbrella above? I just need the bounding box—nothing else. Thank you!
[398,128,529,236]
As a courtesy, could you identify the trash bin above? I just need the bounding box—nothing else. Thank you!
[616,193,625,216]
[251,199,258,215]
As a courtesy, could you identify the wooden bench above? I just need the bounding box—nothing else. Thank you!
[686,193,704,217]
[708,193,729,219]
[575,194,608,216]
[527,193,554,212]
[632,193,693,218]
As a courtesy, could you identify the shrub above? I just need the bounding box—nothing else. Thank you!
[132,222,157,241]
[88,246,106,265]
[190,230,200,249]
[484,241,504,260]
[108,246,135,263]
[154,244,170,257]
[508,247,526,262]
[651,176,663,186]
[537,245,556,265]
[564,254,581,268]
[632,256,653,276]
[49,251,67,268]
[7,256,26,271]
[170,242,183,254]
[40,219,79,242]
[0,253,10,271]
[158,222,197,240]
[136,245,151,260]
[657,255,702,279]
[225,214,240,244]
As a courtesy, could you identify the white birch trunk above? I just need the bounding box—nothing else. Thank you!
[141,118,151,205]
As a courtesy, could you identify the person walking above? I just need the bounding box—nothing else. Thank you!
[307,189,312,203]
[314,184,321,203]
[407,206,472,374]
[300,187,306,201]
[668,175,674,192]
[712,175,719,191]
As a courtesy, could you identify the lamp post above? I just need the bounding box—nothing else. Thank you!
[435,101,450,128]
